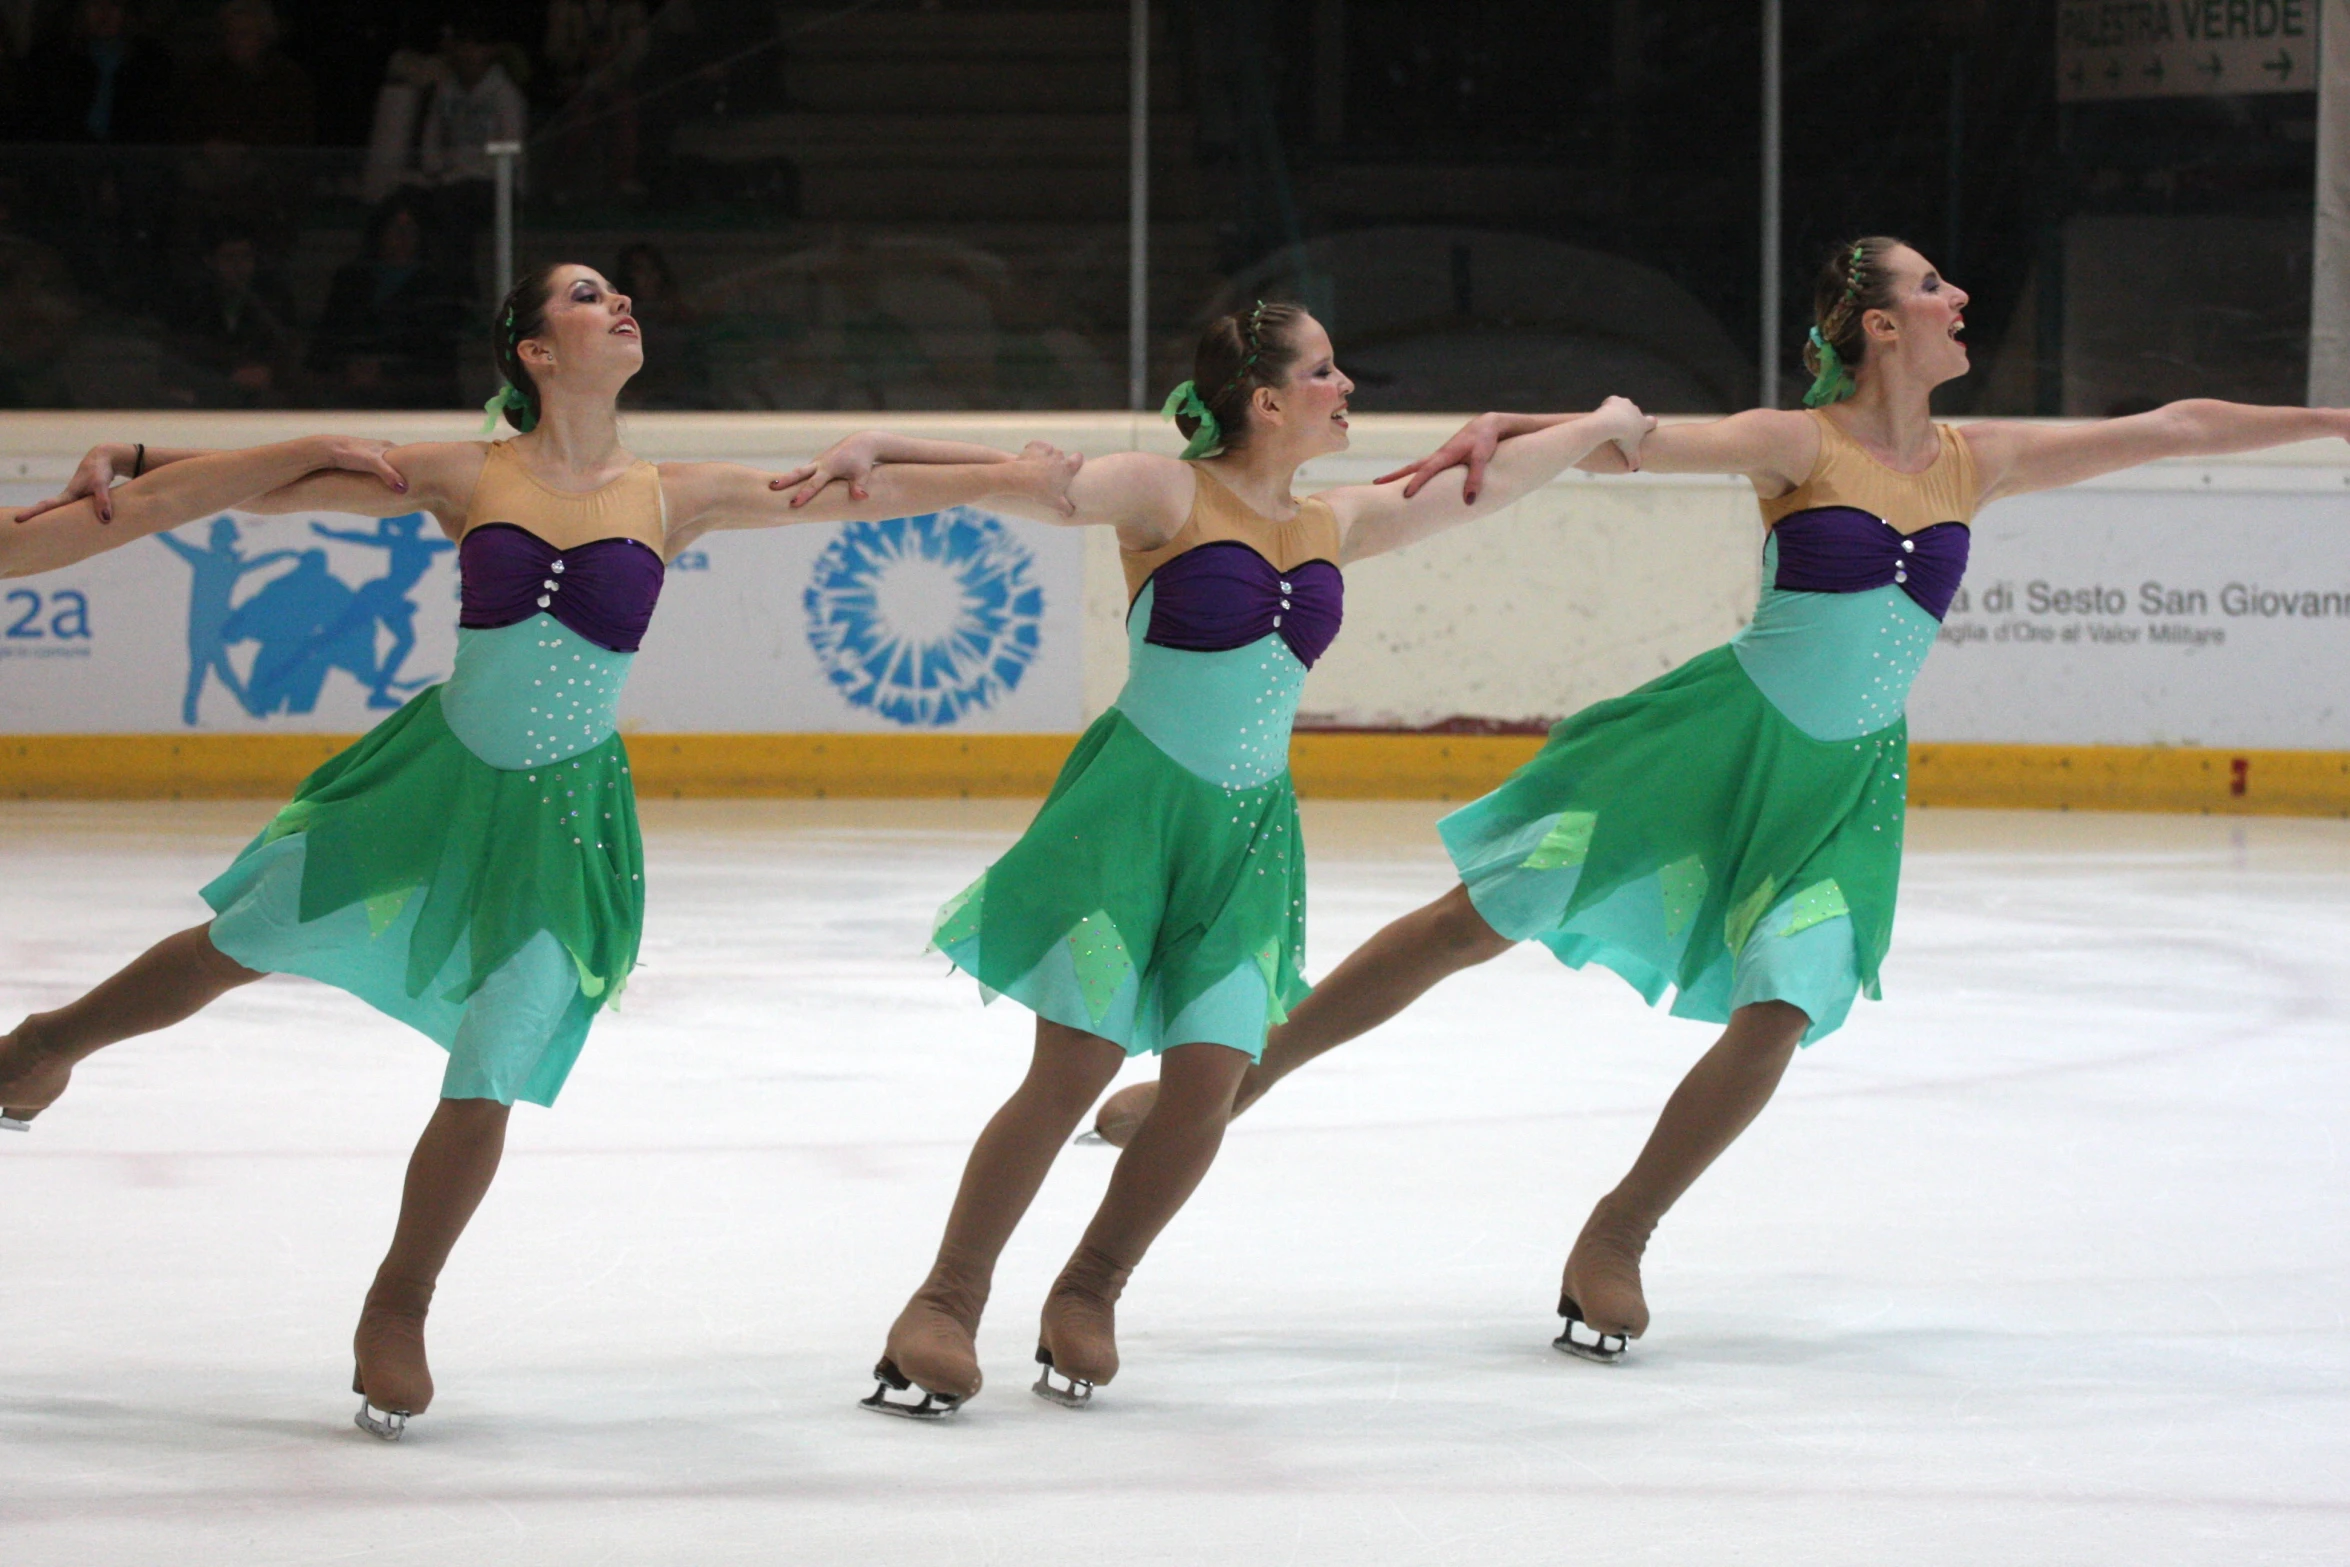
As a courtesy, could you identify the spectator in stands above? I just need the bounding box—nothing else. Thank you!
[614,241,708,407]
[308,193,462,408]
[167,227,300,407]
[361,40,450,204]
[27,0,176,145]
[417,19,526,297]
[176,0,316,148]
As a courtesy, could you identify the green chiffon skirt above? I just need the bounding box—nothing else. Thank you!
[202,686,644,1105]
[1440,645,1905,1043]
[932,708,1310,1059]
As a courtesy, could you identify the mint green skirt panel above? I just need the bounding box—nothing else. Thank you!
[207,836,594,1104]
[931,707,1310,1060]
[1440,645,1904,1044]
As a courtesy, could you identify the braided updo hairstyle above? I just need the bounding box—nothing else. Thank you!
[1173,300,1311,455]
[488,264,567,434]
[1801,236,1908,400]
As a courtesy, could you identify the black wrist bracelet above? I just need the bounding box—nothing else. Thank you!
[131,443,146,479]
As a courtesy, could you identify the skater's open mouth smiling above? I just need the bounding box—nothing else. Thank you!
[611,317,640,338]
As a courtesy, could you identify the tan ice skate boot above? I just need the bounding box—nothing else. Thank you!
[1032,1244,1132,1407]
[352,1272,435,1439]
[1556,1193,1656,1363]
[0,1021,73,1131]
[1081,1082,1157,1147]
[864,1259,991,1419]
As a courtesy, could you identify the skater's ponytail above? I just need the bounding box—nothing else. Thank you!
[1163,299,1309,459]
[484,265,565,435]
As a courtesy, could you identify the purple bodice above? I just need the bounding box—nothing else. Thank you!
[1140,541,1344,668]
[1769,506,1970,622]
[458,522,665,652]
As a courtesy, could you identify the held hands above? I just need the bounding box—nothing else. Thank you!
[311,436,410,493]
[766,436,1082,516]
[11,437,408,527]
[1588,395,1656,470]
[12,442,138,525]
[1008,440,1083,516]
[1374,398,1655,501]
[770,433,879,508]
[1375,414,1507,502]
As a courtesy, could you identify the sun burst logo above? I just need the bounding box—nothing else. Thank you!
[804,508,1045,727]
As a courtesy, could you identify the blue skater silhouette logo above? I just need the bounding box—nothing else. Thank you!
[158,514,451,724]
[804,507,1045,727]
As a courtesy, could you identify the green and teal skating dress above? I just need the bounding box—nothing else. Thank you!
[1442,411,1981,1043]
[933,469,1346,1059]
[200,443,668,1105]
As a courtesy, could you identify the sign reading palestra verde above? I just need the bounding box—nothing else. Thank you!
[2058,0,2318,100]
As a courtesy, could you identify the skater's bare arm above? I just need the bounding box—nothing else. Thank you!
[1329,398,1656,563]
[0,438,413,579]
[981,450,1192,548]
[1592,409,1821,494]
[767,431,1040,510]
[658,445,1083,555]
[241,443,486,538]
[11,442,214,524]
[1965,402,2350,503]
[1371,407,1813,506]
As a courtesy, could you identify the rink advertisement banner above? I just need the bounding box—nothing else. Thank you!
[0,484,1085,735]
[1910,483,2349,749]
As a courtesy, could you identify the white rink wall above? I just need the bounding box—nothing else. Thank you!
[2,411,2346,748]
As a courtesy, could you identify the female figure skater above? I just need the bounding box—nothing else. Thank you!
[834,300,1651,1415]
[1093,236,2349,1361]
[0,261,1078,1438]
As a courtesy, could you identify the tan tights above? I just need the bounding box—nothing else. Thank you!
[1,921,518,1414]
[886,1019,1249,1395]
[1106,884,1812,1341]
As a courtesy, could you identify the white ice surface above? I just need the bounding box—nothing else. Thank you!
[2,799,2346,1565]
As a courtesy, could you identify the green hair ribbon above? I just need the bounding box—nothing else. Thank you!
[1161,379,1222,460]
[480,381,535,435]
[1801,326,1856,408]
[481,304,536,434]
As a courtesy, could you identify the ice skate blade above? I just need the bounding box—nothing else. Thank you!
[353,1397,409,1440]
[0,1114,30,1133]
[1031,1346,1095,1408]
[860,1357,966,1419]
[1070,1129,1109,1146]
[860,1383,965,1419]
[1553,1300,1628,1364]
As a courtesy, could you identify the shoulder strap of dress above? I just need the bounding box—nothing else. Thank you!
[1938,422,1983,521]
[461,440,515,532]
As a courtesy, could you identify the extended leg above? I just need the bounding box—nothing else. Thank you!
[1,923,262,1124]
[1092,884,1513,1145]
[1035,1040,1250,1404]
[865,1020,1124,1416]
[1558,1000,1807,1360]
[352,1095,511,1439]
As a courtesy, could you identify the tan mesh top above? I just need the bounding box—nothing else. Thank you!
[462,440,668,547]
[1759,409,1982,535]
[1120,465,1344,603]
